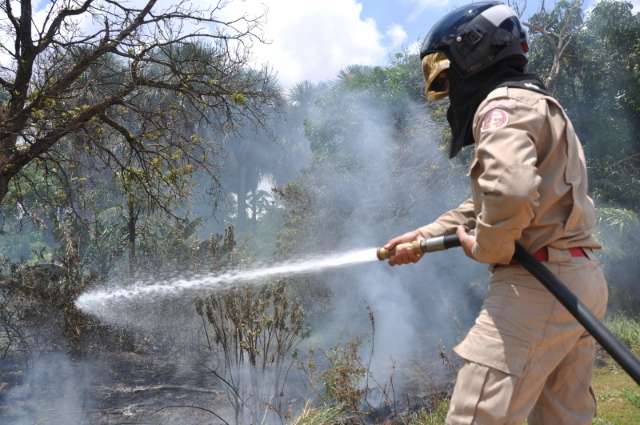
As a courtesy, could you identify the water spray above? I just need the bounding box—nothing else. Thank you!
[76,231,640,385]
[381,234,640,385]
[75,248,380,322]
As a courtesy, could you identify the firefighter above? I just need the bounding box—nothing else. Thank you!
[384,2,608,424]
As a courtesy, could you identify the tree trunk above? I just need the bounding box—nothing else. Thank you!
[236,167,248,232]
[546,47,563,91]
[0,174,9,205]
[251,190,258,232]
[127,195,137,277]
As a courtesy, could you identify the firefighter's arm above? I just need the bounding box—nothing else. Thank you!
[384,198,475,265]
[416,198,476,239]
[470,102,542,264]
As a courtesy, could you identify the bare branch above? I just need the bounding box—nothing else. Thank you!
[3,0,20,33]
[36,0,96,54]
[0,76,11,89]
[33,0,157,104]
[98,113,137,146]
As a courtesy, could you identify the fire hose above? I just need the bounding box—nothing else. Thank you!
[377,235,640,385]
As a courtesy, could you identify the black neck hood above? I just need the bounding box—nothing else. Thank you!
[446,58,545,158]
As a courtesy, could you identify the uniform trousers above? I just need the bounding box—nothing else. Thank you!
[446,247,608,425]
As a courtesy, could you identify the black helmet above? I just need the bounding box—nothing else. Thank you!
[420,1,528,78]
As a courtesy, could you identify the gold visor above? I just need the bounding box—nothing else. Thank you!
[422,52,450,101]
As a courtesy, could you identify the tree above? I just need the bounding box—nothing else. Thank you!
[221,106,308,235]
[527,0,640,207]
[0,0,274,205]
[526,0,584,91]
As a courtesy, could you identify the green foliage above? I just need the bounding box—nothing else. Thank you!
[136,217,206,272]
[0,222,130,357]
[1,1,640,420]
[622,388,640,409]
[591,158,640,210]
[320,340,366,413]
[528,0,640,207]
[525,2,640,319]
[598,207,639,231]
[274,181,313,255]
[596,207,639,258]
[406,398,450,425]
[606,314,640,353]
[594,207,640,314]
[290,403,347,425]
[594,353,640,425]
[337,52,423,103]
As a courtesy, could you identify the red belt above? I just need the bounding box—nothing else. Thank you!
[508,246,587,265]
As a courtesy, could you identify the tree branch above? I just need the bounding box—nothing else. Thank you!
[5,88,134,177]
[36,0,96,54]
[4,0,20,33]
[0,0,274,207]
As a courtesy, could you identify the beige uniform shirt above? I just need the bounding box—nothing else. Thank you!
[418,87,600,264]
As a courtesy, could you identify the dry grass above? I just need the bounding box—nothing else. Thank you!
[290,402,346,425]
[605,314,640,353]
[405,399,450,425]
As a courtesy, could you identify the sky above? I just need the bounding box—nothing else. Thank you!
[241,0,639,87]
[242,0,541,86]
[9,0,640,88]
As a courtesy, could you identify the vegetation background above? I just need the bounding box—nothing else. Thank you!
[0,0,639,424]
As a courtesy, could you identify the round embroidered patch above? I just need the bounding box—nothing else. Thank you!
[481,108,509,132]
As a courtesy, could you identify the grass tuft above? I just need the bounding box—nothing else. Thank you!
[406,399,450,425]
[290,402,346,425]
[605,314,640,353]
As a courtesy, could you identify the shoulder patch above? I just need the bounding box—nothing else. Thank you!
[480,108,509,132]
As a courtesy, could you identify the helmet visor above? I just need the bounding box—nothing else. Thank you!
[422,52,450,101]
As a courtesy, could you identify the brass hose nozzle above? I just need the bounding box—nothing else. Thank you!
[377,235,460,261]
[376,241,422,261]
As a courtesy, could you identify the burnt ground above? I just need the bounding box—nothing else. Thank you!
[0,352,232,425]
[0,342,457,425]
[0,351,455,425]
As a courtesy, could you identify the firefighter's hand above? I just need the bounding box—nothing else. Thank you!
[456,226,476,260]
[384,230,424,266]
